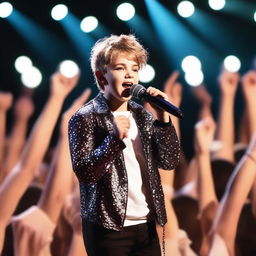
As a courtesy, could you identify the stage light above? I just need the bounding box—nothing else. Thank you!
[116,3,135,21]
[181,55,202,72]
[185,70,204,87]
[0,2,13,18]
[208,0,226,11]
[177,1,195,18]
[223,55,241,72]
[59,60,80,78]
[139,64,155,83]
[80,16,98,33]
[14,56,33,74]
[21,66,42,88]
[254,11,256,23]
[51,4,68,21]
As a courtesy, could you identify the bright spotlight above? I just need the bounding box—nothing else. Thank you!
[185,70,204,87]
[139,64,155,83]
[177,1,195,18]
[51,4,68,21]
[254,11,256,23]
[80,16,98,33]
[181,56,202,72]
[21,66,42,88]
[223,55,241,72]
[0,2,13,18]
[116,3,135,21]
[59,60,80,78]
[208,0,226,11]
[14,56,33,74]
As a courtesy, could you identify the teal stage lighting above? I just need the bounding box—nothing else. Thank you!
[144,0,216,70]
[60,14,95,62]
[7,9,68,65]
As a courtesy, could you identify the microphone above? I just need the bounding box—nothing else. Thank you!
[130,84,184,119]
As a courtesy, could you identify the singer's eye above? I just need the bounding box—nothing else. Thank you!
[115,67,124,70]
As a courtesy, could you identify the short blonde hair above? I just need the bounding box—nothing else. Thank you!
[90,34,148,90]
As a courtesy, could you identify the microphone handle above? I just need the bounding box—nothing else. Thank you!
[142,94,184,119]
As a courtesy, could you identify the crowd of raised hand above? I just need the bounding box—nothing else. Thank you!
[0,67,256,256]
[154,69,256,256]
[0,71,91,256]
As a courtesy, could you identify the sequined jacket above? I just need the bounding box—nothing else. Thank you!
[68,93,180,231]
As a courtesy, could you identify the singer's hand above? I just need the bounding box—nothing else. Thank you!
[146,87,170,123]
[113,116,130,140]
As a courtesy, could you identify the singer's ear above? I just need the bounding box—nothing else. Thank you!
[95,70,107,90]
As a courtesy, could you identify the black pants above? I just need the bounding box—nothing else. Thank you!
[82,219,161,256]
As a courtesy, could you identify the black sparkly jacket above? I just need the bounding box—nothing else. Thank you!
[68,93,180,231]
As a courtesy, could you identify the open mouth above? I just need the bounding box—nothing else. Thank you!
[122,82,133,89]
[122,83,133,97]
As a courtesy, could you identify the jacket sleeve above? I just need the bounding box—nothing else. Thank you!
[68,112,126,184]
[153,119,180,170]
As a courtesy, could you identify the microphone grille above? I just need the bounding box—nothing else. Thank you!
[130,84,146,99]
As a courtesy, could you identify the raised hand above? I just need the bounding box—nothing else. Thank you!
[210,133,256,256]
[190,83,213,121]
[195,117,216,155]
[241,70,256,99]
[60,88,91,136]
[241,71,256,135]
[37,87,91,225]
[50,72,80,99]
[194,118,218,256]
[212,69,239,163]
[1,95,35,180]
[0,68,81,254]
[0,91,13,111]
[163,70,183,107]
[218,70,240,96]
[0,91,13,178]
[13,95,34,121]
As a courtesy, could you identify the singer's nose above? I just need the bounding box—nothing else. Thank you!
[125,69,133,78]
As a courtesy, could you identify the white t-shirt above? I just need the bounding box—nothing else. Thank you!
[112,111,151,226]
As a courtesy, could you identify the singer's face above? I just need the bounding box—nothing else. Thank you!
[102,53,139,108]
